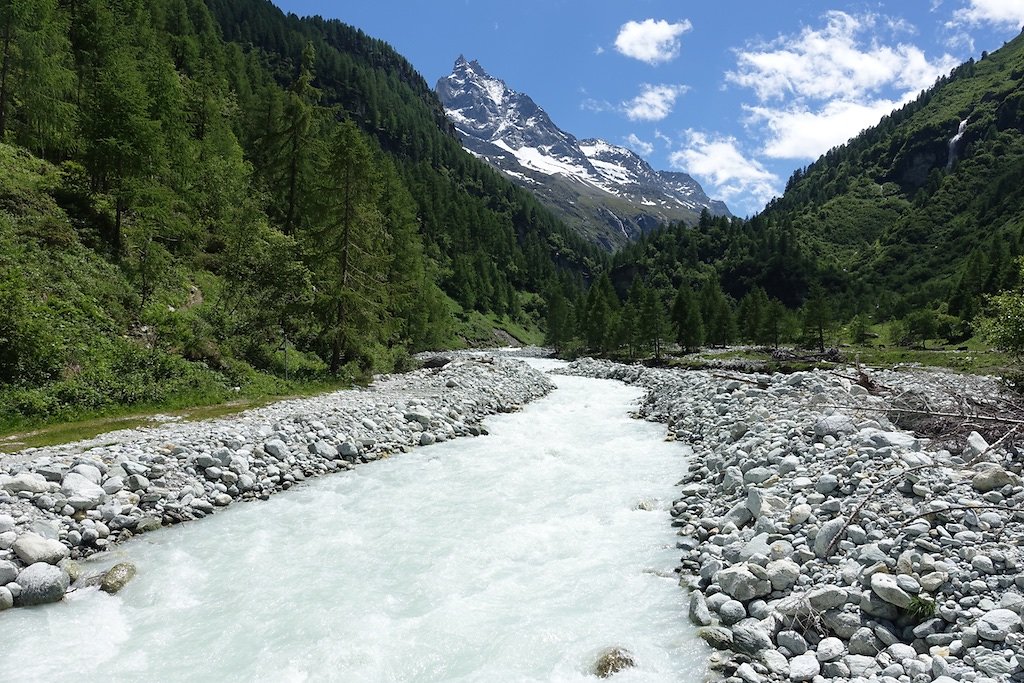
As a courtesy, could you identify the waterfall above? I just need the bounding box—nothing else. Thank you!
[947,117,969,170]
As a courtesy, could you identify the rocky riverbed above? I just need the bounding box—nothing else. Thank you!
[0,355,552,614]
[560,358,1024,683]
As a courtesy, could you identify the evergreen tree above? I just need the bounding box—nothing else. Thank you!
[801,285,833,352]
[0,0,76,156]
[583,273,618,352]
[616,301,639,359]
[639,284,670,359]
[738,287,770,344]
[671,283,703,352]
[699,278,735,347]
[82,39,161,255]
[309,119,386,374]
[762,299,789,348]
[265,41,319,235]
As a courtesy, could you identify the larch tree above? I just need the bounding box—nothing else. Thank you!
[310,119,388,375]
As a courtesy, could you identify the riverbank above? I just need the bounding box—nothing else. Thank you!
[0,355,552,613]
[560,359,1024,683]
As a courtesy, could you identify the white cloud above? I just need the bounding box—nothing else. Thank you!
[624,134,654,156]
[726,11,958,102]
[614,19,692,65]
[595,46,605,55]
[747,98,905,159]
[669,131,780,214]
[723,11,959,162]
[580,97,614,114]
[622,84,688,121]
[948,0,1024,27]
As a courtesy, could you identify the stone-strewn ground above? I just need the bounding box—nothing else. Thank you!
[559,358,1024,683]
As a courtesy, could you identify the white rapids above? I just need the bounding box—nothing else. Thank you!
[1,359,708,682]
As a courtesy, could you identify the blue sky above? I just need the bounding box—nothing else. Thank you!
[272,0,1024,215]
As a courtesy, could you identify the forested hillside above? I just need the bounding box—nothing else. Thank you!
[582,31,1024,359]
[0,0,599,427]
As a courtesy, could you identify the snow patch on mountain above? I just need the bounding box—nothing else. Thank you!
[436,57,730,248]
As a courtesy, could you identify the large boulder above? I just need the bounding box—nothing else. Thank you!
[13,532,69,565]
[2,471,50,494]
[972,464,1019,493]
[789,653,820,681]
[731,620,773,655]
[14,562,69,606]
[814,415,857,439]
[716,563,772,601]
[61,472,107,510]
[870,573,912,608]
[977,609,1022,642]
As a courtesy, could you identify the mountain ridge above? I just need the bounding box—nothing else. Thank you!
[436,57,730,249]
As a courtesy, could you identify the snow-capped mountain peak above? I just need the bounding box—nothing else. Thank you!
[436,58,731,249]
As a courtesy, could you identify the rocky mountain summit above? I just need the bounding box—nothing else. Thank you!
[436,57,730,249]
[561,358,1024,682]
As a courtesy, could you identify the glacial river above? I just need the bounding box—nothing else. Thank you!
[1,359,707,681]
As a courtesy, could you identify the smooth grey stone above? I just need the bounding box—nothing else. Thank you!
[844,654,879,678]
[815,474,839,494]
[977,608,1022,641]
[716,564,771,601]
[815,415,856,439]
[2,472,49,494]
[263,439,288,459]
[972,464,1018,492]
[688,591,712,626]
[849,626,882,655]
[814,516,846,558]
[14,562,69,606]
[807,585,847,611]
[789,653,820,681]
[871,572,912,608]
[815,636,845,662]
[777,630,808,655]
[0,559,18,584]
[70,464,102,484]
[719,599,746,625]
[61,473,106,510]
[13,533,68,565]
[822,609,863,639]
[730,620,772,655]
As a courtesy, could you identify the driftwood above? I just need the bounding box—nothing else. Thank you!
[825,464,945,558]
[906,503,1024,525]
[710,373,761,387]
[826,404,1024,425]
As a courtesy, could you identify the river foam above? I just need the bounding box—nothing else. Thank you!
[2,361,707,682]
